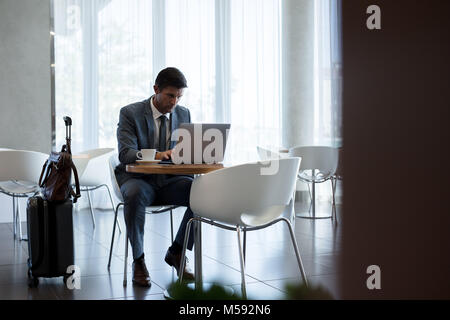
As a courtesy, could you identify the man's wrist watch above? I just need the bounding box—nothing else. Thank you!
[136,151,142,160]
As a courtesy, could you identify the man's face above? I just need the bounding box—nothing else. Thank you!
[153,85,184,114]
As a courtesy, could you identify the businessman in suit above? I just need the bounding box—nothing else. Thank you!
[115,67,195,287]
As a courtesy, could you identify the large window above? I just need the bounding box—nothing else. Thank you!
[97,0,154,149]
[54,0,282,164]
[314,0,342,147]
[54,0,341,161]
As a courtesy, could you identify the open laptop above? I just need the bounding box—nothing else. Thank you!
[163,123,230,164]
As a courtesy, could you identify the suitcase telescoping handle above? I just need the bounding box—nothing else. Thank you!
[63,116,72,154]
[63,116,72,141]
[63,116,72,126]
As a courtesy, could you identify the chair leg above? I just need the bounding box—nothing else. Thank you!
[306,182,313,214]
[12,196,17,240]
[243,227,247,265]
[290,190,297,228]
[179,218,195,283]
[16,198,24,241]
[307,181,313,202]
[86,190,96,229]
[108,203,122,270]
[104,184,122,233]
[331,178,338,225]
[170,210,174,243]
[123,230,129,287]
[236,226,247,299]
[281,218,308,287]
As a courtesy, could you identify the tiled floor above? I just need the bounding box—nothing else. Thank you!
[0,200,342,300]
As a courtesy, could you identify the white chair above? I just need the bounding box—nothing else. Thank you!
[288,146,339,220]
[178,157,308,298]
[72,148,116,229]
[106,154,178,286]
[256,145,295,231]
[0,150,49,240]
[256,146,288,161]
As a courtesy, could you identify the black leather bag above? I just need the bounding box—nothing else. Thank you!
[38,117,80,203]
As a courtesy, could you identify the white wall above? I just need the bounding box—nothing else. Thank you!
[0,0,52,153]
[0,0,52,223]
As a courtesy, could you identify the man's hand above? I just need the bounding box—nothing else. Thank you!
[155,150,172,160]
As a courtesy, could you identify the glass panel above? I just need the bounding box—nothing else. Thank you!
[54,0,84,152]
[164,0,216,123]
[98,0,153,149]
[229,0,281,163]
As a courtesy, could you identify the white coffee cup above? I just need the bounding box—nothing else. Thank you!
[138,149,156,161]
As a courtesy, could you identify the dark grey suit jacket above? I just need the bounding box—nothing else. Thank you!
[115,96,191,184]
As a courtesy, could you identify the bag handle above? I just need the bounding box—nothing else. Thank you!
[38,160,50,188]
[70,163,81,203]
[38,152,60,188]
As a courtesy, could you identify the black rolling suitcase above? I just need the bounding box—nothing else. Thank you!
[27,116,79,288]
[26,197,74,287]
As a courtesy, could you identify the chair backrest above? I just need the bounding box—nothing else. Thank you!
[0,150,49,184]
[108,153,123,202]
[72,156,90,183]
[257,146,288,161]
[288,146,339,175]
[76,148,115,159]
[189,157,301,227]
[74,148,114,186]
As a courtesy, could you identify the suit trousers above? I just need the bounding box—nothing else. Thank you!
[118,174,195,260]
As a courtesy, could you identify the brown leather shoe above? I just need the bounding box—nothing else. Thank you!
[164,249,195,281]
[132,257,151,287]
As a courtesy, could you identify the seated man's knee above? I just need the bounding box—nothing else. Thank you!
[121,181,152,206]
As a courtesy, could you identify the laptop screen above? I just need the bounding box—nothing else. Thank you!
[171,123,230,164]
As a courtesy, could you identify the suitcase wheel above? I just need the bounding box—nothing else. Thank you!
[27,269,39,288]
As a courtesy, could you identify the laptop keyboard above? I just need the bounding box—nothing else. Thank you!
[159,159,174,165]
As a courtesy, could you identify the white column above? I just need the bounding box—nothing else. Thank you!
[282,0,315,148]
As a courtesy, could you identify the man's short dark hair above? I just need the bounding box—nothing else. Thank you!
[154,67,187,90]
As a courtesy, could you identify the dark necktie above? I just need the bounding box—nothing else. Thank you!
[159,115,167,151]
